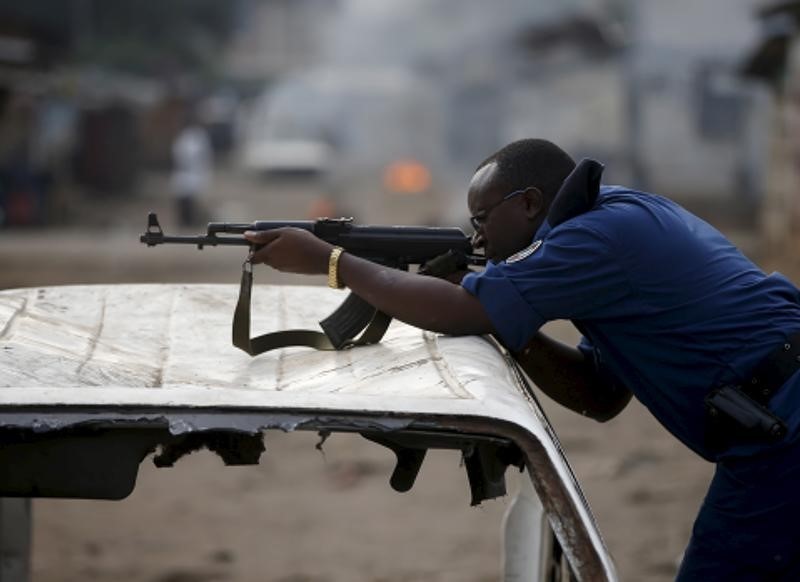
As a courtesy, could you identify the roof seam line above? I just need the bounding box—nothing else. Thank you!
[76,291,107,377]
[151,287,179,388]
[422,331,472,399]
[0,292,30,341]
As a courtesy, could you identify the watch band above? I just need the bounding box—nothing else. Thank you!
[328,246,345,289]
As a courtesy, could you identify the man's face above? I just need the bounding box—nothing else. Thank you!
[467,162,543,262]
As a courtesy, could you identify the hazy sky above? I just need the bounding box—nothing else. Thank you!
[324,0,763,68]
[325,0,594,67]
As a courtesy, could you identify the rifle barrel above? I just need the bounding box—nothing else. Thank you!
[139,233,249,247]
[139,212,486,265]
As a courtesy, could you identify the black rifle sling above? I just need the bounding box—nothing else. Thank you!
[232,260,392,356]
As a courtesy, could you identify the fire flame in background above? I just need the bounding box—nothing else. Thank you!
[383,159,432,195]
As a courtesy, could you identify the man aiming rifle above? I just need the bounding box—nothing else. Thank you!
[244,138,800,580]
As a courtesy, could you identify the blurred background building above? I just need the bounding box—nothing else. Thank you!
[0,0,794,245]
[742,0,800,253]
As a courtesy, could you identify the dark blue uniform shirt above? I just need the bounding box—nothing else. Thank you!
[462,186,800,461]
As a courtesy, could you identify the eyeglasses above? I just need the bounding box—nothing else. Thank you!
[469,187,534,231]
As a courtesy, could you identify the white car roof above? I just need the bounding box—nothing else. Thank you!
[0,283,616,581]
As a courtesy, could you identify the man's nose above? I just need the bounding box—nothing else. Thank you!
[471,230,485,249]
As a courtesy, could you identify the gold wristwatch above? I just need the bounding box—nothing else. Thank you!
[328,246,345,289]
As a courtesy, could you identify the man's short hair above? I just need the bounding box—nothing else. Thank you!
[476,139,576,206]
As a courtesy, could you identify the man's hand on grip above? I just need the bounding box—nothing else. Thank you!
[244,227,332,275]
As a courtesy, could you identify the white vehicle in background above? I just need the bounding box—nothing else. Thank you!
[0,283,618,581]
[240,68,462,226]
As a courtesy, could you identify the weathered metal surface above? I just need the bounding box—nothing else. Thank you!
[0,284,617,581]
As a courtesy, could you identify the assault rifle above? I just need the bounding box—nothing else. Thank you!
[140,212,486,355]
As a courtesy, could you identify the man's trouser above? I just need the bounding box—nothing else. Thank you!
[677,438,800,580]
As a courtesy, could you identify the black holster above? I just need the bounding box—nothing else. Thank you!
[705,385,786,442]
[704,333,800,449]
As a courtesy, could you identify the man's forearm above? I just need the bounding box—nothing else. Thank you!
[514,332,631,422]
[337,252,495,336]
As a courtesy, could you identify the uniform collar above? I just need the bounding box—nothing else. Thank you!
[535,158,604,241]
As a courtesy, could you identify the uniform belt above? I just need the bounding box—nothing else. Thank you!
[741,332,800,405]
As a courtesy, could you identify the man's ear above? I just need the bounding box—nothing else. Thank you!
[523,187,544,219]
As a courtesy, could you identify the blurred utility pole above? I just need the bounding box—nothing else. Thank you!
[622,0,648,191]
[71,0,93,51]
[0,499,31,582]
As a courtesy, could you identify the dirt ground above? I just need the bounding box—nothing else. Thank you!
[3,170,798,581]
